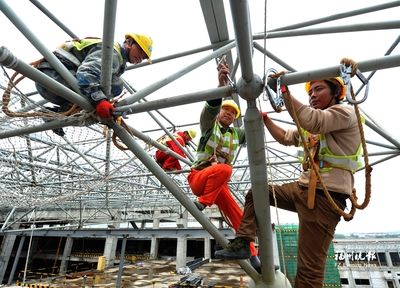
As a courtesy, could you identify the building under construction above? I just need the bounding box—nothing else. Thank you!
[1,0,400,287]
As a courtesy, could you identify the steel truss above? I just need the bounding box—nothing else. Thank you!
[1,0,400,285]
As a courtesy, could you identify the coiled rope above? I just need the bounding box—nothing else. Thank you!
[282,83,372,221]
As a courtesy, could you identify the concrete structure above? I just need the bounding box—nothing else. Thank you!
[334,236,400,288]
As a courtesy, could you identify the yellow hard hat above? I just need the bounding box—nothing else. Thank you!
[221,99,241,119]
[305,77,346,100]
[186,129,197,139]
[125,33,153,59]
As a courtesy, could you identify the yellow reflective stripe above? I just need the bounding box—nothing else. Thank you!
[63,39,123,62]
[319,155,359,171]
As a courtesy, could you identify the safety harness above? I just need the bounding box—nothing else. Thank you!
[58,38,123,65]
[192,122,240,170]
[281,84,372,221]
[297,128,364,210]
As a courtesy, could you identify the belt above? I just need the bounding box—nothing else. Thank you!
[315,189,348,209]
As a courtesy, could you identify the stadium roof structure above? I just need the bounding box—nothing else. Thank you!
[0,0,400,254]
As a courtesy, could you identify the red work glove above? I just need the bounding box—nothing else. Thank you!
[95,100,115,119]
[261,111,268,121]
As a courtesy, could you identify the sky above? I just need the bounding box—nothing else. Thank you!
[1,0,400,235]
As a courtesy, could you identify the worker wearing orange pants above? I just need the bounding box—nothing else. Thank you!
[188,163,258,257]
[188,61,260,272]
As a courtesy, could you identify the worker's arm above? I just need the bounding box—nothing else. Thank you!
[261,112,287,144]
[282,91,304,123]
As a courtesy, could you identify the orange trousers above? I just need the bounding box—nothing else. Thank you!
[188,163,257,256]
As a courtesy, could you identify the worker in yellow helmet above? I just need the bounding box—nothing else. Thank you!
[155,129,197,171]
[216,58,364,285]
[187,61,261,273]
[35,33,153,135]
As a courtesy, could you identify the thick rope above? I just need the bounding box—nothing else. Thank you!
[111,116,134,151]
[2,59,81,118]
[283,88,371,221]
[349,89,372,210]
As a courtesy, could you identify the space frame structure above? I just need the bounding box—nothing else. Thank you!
[1,0,400,285]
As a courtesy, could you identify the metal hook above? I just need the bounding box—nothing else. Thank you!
[340,65,369,105]
[217,55,236,91]
[264,68,284,112]
[349,70,369,104]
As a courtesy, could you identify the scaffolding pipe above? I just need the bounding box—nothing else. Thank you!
[269,0,400,32]
[0,0,82,94]
[116,86,231,115]
[126,40,233,70]
[0,207,16,232]
[0,46,93,110]
[255,20,400,39]
[364,118,400,149]
[122,80,195,162]
[0,110,87,139]
[29,0,79,39]
[280,54,400,86]
[229,0,254,83]
[109,121,261,281]
[117,41,236,107]
[120,125,192,168]
[100,0,118,96]
[229,0,280,285]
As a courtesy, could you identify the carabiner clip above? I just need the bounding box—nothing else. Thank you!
[349,70,369,104]
[217,55,236,92]
[264,68,285,112]
[340,64,369,105]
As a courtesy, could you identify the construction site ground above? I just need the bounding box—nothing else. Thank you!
[7,259,251,288]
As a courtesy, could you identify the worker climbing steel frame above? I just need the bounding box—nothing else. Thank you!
[1,0,400,286]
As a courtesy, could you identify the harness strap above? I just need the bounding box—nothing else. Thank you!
[307,144,319,209]
[54,48,81,67]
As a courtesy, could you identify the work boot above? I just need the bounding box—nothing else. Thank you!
[193,200,206,211]
[214,237,250,259]
[52,128,65,137]
[45,106,66,136]
[250,255,261,273]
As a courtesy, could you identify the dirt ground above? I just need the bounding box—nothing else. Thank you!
[9,259,251,288]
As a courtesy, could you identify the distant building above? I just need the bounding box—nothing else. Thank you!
[334,235,400,287]
[276,225,400,287]
[275,224,341,287]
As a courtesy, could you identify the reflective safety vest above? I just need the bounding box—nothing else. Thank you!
[192,123,240,169]
[297,129,363,173]
[56,38,123,66]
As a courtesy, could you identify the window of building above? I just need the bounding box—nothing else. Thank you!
[378,252,387,266]
[341,278,349,284]
[390,252,400,266]
[387,280,395,288]
[355,279,370,285]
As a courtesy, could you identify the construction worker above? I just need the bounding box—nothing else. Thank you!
[35,33,153,135]
[188,62,261,272]
[215,59,363,287]
[155,129,197,171]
